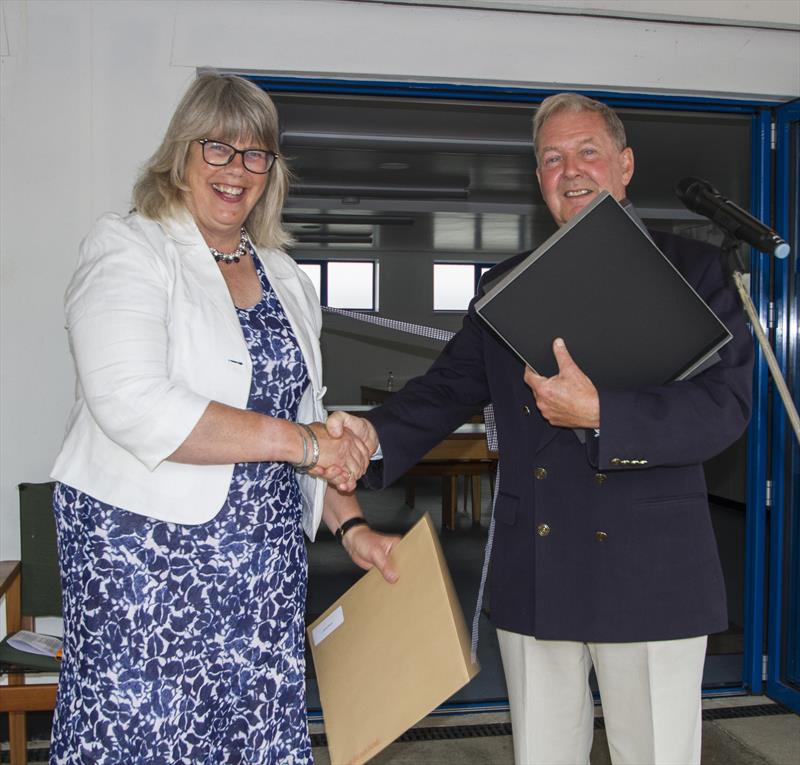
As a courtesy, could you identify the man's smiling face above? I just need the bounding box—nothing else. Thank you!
[535,109,634,227]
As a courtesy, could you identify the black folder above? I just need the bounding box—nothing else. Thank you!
[474,192,732,390]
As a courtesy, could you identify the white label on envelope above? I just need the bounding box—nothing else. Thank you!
[312,606,344,646]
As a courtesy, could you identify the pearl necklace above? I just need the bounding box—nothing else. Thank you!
[209,228,249,264]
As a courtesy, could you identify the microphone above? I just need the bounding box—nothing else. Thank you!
[675,177,790,259]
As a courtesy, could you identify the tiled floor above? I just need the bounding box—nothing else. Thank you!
[6,702,798,765]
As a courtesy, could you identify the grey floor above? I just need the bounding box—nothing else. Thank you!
[310,699,800,764]
[306,477,800,765]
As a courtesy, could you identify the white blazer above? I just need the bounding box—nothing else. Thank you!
[51,210,327,539]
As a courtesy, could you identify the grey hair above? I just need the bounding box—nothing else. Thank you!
[532,93,627,164]
[132,73,291,249]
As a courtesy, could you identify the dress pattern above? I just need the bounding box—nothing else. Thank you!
[51,255,313,764]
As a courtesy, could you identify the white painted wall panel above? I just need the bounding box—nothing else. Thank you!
[172,1,799,98]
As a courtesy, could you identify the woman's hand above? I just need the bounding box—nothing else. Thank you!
[305,422,371,492]
[342,524,400,583]
[322,490,399,582]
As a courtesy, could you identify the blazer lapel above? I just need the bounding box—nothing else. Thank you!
[160,213,247,349]
[161,214,321,392]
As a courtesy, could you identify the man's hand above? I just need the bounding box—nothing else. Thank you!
[305,421,371,492]
[326,412,380,455]
[523,338,600,428]
[308,412,380,490]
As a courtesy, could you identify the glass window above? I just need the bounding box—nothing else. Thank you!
[295,259,376,309]
[328,261,375,309]
[298,263,322,300]
[434,262,497,311]
[434,263,475,311]
[481,213,521,250]
[434,213,475,250]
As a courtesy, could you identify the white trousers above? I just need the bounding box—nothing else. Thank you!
[496,629,708,765]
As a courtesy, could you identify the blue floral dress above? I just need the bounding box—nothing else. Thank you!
[51,256,313,764]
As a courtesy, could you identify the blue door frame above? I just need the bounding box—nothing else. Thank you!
[743,108,774,697]
[766,99,800,713]
[250,74,789,698]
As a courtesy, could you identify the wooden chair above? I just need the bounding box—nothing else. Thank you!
[0,482,61,765]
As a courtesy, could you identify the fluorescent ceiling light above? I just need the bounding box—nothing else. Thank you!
[281,130,532,154]
[292,182,469,200]
[283,214,414,225]
[292,234,374,244]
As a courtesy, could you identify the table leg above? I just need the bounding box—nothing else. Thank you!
[405,477,416,508]
[471,474,482,525]
[442,476,458,530]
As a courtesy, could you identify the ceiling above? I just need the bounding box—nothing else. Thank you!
[272,92,752,253]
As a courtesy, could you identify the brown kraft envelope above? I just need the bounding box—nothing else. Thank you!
[308,513,480,765]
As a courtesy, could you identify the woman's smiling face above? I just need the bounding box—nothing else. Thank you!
[182,137,268,249]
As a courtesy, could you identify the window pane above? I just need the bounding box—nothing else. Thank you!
[328,261,374,309]
[434,263,474,311]
[298,263,322,301]
[481,213,520,250]
[434,212,475,250]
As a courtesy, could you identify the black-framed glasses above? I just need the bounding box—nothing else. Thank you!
[196,139,278,174]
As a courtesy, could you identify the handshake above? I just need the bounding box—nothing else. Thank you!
[298,412,379,493]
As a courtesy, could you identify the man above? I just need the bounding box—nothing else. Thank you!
[328,93,753,764]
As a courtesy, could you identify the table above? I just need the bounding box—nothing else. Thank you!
[409,423,497,530]
[360,385,397,406]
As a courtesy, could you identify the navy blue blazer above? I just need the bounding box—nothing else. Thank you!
[363,230,753,643]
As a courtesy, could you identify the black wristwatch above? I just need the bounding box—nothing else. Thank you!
[335,516,369,543]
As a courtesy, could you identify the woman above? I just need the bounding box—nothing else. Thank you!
[50,73,396,764]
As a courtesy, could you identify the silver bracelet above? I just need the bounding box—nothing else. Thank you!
[292,424,309,470]
[294,423,320,473]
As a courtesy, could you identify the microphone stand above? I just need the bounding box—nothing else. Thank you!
[721,235,800,446]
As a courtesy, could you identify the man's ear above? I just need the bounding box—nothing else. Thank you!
[535,165,542,189]
[621,147,634,186]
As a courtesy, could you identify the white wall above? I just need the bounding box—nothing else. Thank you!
[1,0,798,559]
[390,0,800,30]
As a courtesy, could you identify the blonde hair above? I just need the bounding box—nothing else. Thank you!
[532,93,627,164]
[132,73,291,248]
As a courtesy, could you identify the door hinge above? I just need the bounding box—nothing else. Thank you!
[766,479,773,508]
[768,301,775,330]
[770,122,777,150]
[762,654,768,681]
